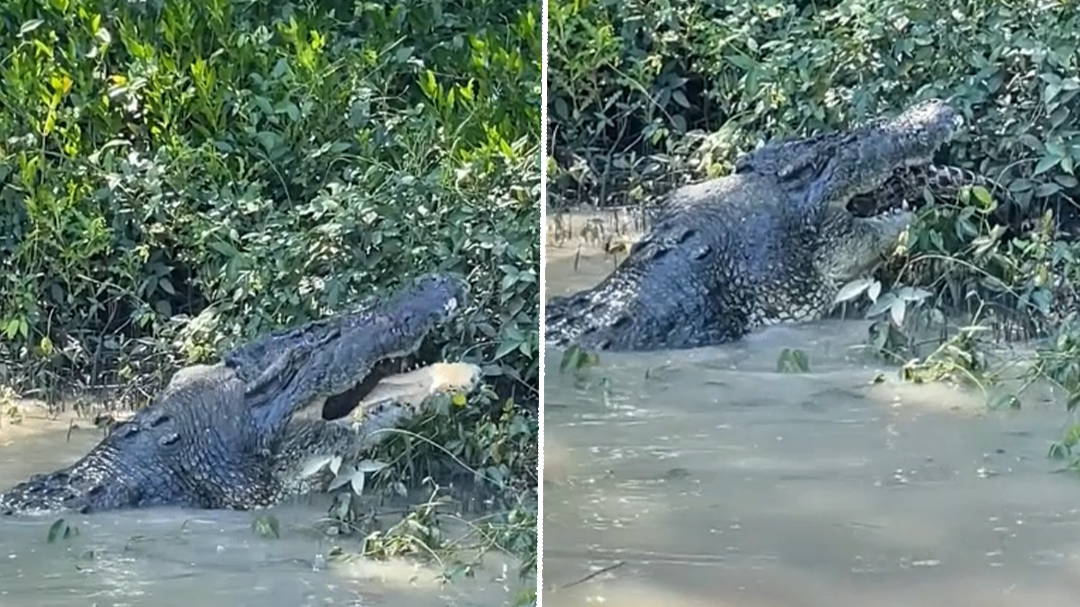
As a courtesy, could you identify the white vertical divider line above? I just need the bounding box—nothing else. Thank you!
[537,0,549,603]
[537,0,548,600]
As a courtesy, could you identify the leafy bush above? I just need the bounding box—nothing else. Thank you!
[2,0,540,394]
[0,0,538,580]
[549,0,1079,211]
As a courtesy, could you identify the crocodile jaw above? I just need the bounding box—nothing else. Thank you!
[291,361,483,483]
[351,362,483,415]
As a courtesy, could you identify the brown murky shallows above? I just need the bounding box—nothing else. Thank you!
[542,215,1080,607]
[0,404,523,606]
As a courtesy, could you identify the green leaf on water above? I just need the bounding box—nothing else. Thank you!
[559,345,599,373]
[251,513,281,539]
[986,393,1020,410]
[46,518,77,542]
[776,348,810,373]
[1047,442,1070,460]
[512,588,537,607]
[1062,424,1080,449]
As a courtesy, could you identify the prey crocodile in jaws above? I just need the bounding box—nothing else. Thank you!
[0,274,476,515]
[545,99,966,352]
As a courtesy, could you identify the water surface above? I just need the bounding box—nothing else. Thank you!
[0,409,523,607]
[543,228,1080,607]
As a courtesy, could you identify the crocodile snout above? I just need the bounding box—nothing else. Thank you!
[897,98,961,142]
[404,273,468,323]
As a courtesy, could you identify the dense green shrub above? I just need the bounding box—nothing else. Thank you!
[1,0,540,396]
[548,0,1079,212]
[0,0,539,582]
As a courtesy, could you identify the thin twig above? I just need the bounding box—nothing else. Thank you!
[551,560,625,592]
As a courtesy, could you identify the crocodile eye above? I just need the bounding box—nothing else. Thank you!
[158,433,180,447]
[675,228,696,244]
[646,247,668,262]
[114,424,139,439]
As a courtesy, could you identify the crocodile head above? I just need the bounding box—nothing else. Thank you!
[223,272,468,432]
[308,273,470,422]
[738,98,962,213]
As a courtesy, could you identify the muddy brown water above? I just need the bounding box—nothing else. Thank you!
[542,220,1080,607]
[0,409,524,606]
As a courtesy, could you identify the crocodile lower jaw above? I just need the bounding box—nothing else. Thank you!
[349,362,482,419]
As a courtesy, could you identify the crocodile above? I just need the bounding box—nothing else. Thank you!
[0,273,473,515]
[545,99,969,351]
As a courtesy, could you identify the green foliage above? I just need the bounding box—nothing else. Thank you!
[362,386,538,503]
[0,0,539,581]
[550,0,1079,200]
[1,0,541,399]
[548,0,1080,228]
[344,386,537,576]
